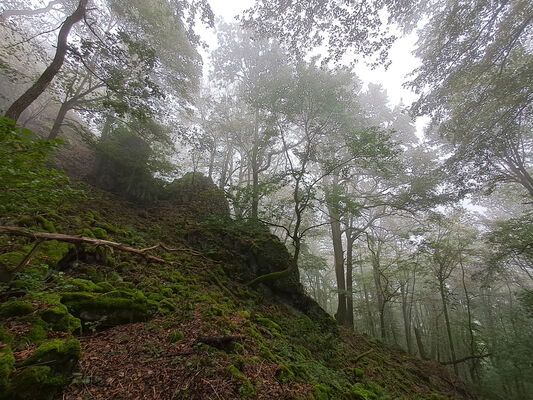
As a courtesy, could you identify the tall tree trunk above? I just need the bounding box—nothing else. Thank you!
[345,229,355,329]
[414,325,428,360]
[329,203,346,324]
[5,0,89,122]
[48,99,75,139]
[250,110,260,219]
[401,283,413,354]
[360,262,376,337]
[439,277,458,374]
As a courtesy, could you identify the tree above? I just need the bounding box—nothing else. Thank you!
[408,0,533,198]
[4,0,88,122]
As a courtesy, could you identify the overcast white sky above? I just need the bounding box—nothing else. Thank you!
[201,0,421,105]
[199,0,429,136]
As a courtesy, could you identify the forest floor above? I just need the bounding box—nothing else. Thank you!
[0,187,475,400]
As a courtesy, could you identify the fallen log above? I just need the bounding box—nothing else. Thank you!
[0,225,192,265]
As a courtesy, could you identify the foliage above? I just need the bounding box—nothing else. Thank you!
[0,118,79,216]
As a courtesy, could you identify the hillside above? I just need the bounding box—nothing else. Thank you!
[0,182,475,400]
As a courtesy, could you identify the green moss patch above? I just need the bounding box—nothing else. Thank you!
[0,301,34,319]
[61,290,154,328]
[0,346,15,391]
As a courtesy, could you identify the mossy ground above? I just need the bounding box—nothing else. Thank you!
[1,187,474,399]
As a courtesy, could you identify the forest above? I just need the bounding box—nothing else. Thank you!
[0,1,532,399]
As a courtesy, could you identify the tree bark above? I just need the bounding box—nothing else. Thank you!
[329,201,346,324]
[345,229,355,329]
[439,277,458,374]
[5,0,89,122]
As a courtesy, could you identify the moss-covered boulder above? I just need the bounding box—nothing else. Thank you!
[164,172,230,217]
[40,305,81,334]
[7,366,66,400]
[21,339,81,372]
[0,346,15,392]
[3,339,82,400]
[61,290,154,328]
[0,300,34,319]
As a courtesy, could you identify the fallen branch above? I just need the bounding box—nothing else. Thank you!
[0,225,190,265]
[440,353,491,366]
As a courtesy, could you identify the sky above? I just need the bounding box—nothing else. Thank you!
[199,0,429,136]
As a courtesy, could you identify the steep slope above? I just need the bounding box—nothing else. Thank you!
[0,187,475,400]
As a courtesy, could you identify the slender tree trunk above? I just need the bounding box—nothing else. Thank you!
[345,229,355,329]
[5,0,89,122]
[414,325,428,360]
[361,262,376,337]
[401,283,413,354]
[250,110,260,219]
[48,99,75,139]
[329,203,346,324]
[439,277,458,374]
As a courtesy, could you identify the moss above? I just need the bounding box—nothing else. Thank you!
[255,317,281,333]
[275,364,296,383]
[158,299,176,314]
[0,346,14,391]
[238,310,251,319]
[167,331,185,343]
[25,318,49,344]
[347,367,364,380]
[61,290,153,327]
[208,306,224,316]
[98,281,114,292]
[36,216,56,233]
[91,227,107,240]
[0,326,14,344]
[96,222,119,234]
[79,228,95,238]
[22,339,81,373]
[0,252,25,269]
[7,366,66,400]
[226,365,256,399]
[69,278,101,292]
[40,305,81,334]
[314,384,332,400]
[17,215,35,227]
[350,382,388,400]
[36,241,71,268]
[0,301,34,318]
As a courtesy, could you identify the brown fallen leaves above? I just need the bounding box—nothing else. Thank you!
[63,313,311,400]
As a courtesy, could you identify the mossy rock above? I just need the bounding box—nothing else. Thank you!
[0,252,25,269]
[0,346,14,392]
[61,290,154,328]
[164,172,230,217]
[34,241,72,268]
[40,305,81,334]
[21,339,81,373]
[0,301,34,319]
[25,318,49,344]
[91,227,107,240]
[70,278,102,292]
[7,366,66,400]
